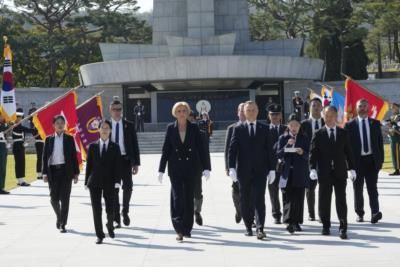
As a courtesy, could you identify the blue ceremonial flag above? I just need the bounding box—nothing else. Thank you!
[331,90,345,124]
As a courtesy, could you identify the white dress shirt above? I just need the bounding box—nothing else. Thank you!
[310,117,323,136]
[246,120,257,136]
[111,118,126,155]
[99,138,109,157]
[325,125,337,141]
[358,116,372,156]
[51,133,65,165]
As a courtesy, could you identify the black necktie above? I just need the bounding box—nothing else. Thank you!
[329,128,335,144]
[362,119,369,153]
[115,122,120,144]
[250,123,255,137]
[315,120,320,130]
[101,143,106,159]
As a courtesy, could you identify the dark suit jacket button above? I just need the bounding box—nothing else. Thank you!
[176,149,178,152]
[186,157,189,160]
[178,158,182,160]
[189,148,192,151]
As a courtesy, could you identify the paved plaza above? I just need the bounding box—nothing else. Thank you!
[1,153,399,267]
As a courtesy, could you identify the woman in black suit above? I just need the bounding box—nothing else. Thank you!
[158,102,211,242]
[85,120,122,244]
[277,114,310,234]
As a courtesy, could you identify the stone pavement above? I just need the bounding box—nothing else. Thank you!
[0,153,399,267]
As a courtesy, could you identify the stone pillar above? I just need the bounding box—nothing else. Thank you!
[187,0,215,41]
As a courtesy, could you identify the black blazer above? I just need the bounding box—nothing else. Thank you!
[268,124,288,164]
[159,121,211,178]
[224,122,241,172]
[300,118,325,143]
[276,133,310,188]
[344,118,384,172]
[42,133,80,180]
[228,121,274,180]
[310,126,355,180]
[113,119,140,166]
[85,140,122,189]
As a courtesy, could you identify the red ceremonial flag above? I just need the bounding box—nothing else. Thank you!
[76,94,103,160]
[32,90,83,167]
[344,78,389,122]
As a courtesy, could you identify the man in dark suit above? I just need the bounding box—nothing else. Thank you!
[228,101,275,240]
[42,115,80,233]
[266,104,287,224]
[224,103,245,224]
[344,99,384,224]
[300,97,324,221]
[310,106,356,239]
[109,100,140,228]
[85,120,122,244]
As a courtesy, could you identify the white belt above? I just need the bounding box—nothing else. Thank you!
[35,140,45,143]
[12,132,24,136]
[13,139,24,142]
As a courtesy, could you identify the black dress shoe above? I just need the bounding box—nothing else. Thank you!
[60,225,67,233]
[107,224,115,238]
[245,229,253,236]
[37,176,43,180]
[371,212,382,224]
[286,224,295,234]
[56,222,61,229]
[123,214,130,226]
[294,223,302,232]
[356,216,364,223]
[274,218,282,224]
[339,230,348,240]
[252,222,256,228]
[389,170,400,176]
[256,230,266,240]
[308,216,316,221]
[235,213,242,224]
[176,233,183,242]
[195,212,203,226]
[321,228,330,235]
[18,182,30,187]
[114,223,121,229]
[0,189,10,194]
[96,238,103,244]
[183,233,191,238]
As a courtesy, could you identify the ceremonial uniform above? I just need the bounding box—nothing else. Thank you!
[0,122,9,194]
[29,107,44,179]
[12,123,32,186]
[388,114,400,173]
[133,103,145,132]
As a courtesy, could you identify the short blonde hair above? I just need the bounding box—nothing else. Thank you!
[171,101,191,118]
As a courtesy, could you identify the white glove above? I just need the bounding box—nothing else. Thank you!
[229,168,238,183]
[202,170,211,181]
[267,170,276,185]
[114,183,121,189]
[158,172,164,184]
[348,170,357,182]
[310,169,318,181]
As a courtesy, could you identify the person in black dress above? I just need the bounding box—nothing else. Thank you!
[276,114,310,234]
[85,120,122,244]
[158,102,211,242]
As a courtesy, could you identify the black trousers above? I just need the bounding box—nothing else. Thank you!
[193,173,203,214]
[114,157,133,222]
[12,143,25,179]
[238,173,267,231]
[232,182,241,216]
[268,172,282,219]
[48,165,72,226]
[89,187,114,239]
[282,174,305,224]
[35,142,44,174]
[170,174,195,235]
[354,155,380,216]
[136,117,144,132]
[318,171,347,230]
[306,180,318,219]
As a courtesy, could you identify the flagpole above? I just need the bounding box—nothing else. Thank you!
[3,85,82,135]
[341,73,390,103]
[76,90,104,109]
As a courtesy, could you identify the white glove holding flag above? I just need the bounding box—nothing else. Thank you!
[267,170,276,185]
[310,169,318,181]
[114,183,121,189]
[202,170,211,181]
[229,168,238,183]
[348,170,357,182]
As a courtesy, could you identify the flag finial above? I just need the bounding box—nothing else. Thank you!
[3,36,8,44]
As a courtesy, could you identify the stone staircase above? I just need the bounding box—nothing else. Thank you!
[137,130,227,154]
